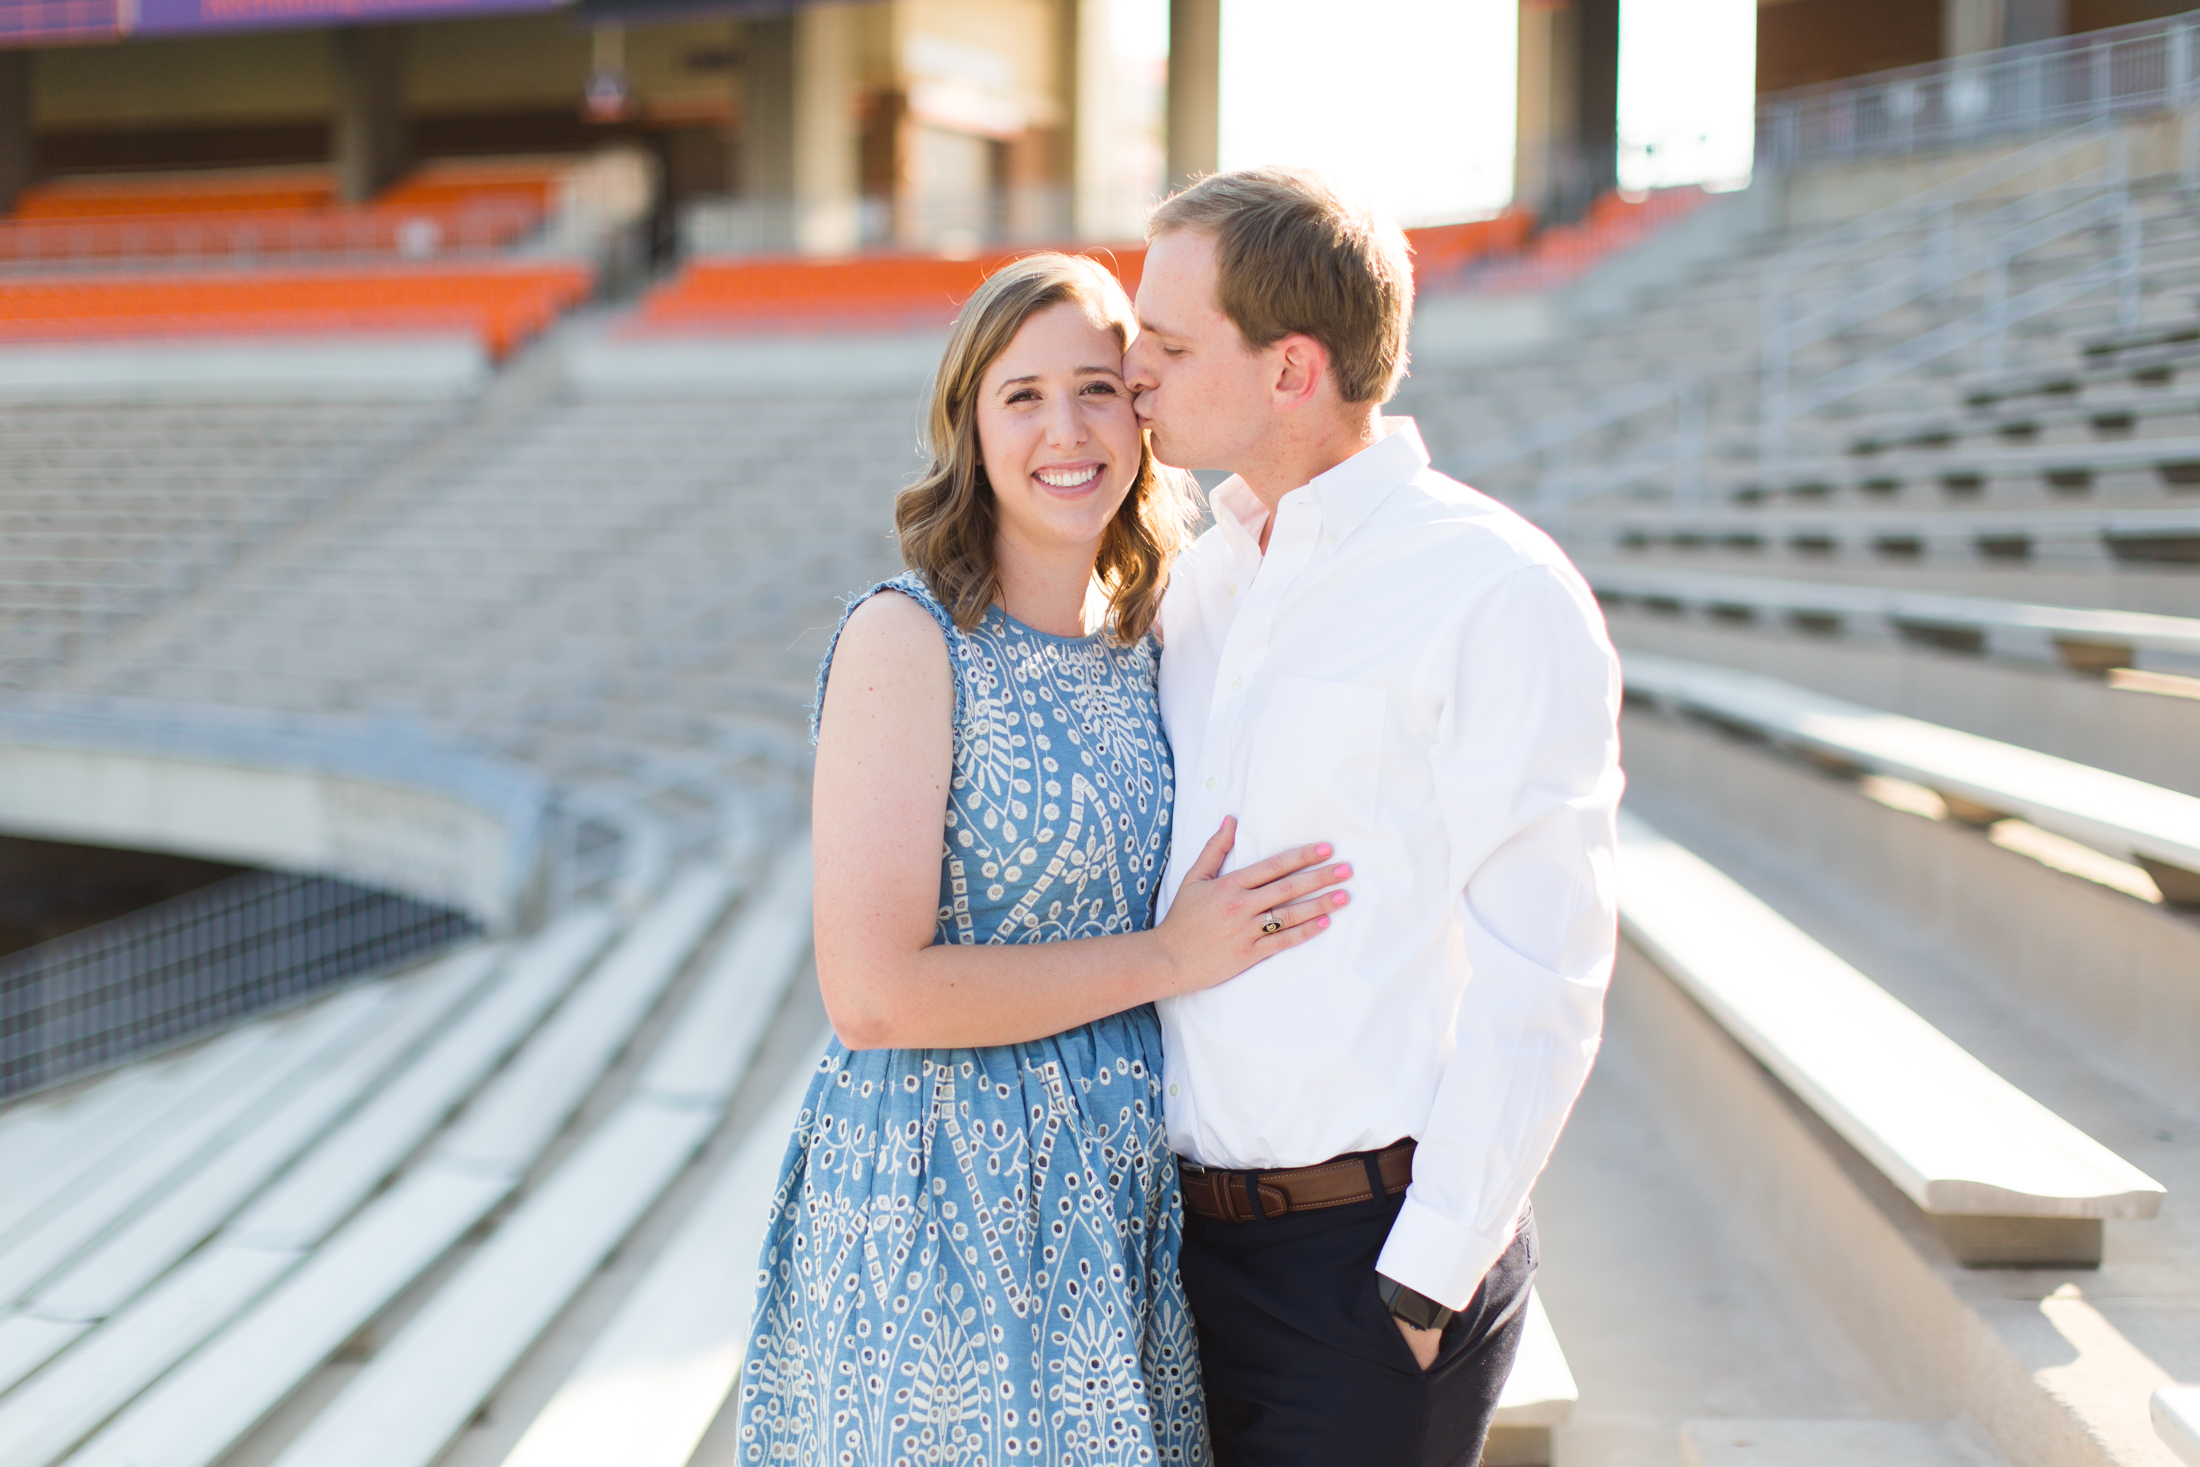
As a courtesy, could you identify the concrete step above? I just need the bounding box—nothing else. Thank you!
[1682,1418,2010,1467]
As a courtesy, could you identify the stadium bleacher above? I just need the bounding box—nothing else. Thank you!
[1379,83,2200,1462]
[629,210,1553,336]
[0,160,601,371]
[3,25,2199,1467]
[0,160,562,267]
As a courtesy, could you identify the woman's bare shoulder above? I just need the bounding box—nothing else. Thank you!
[839,587,948,655]
[825,590,951,703]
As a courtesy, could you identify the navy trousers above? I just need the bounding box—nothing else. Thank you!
[1180,1180,1537,1467]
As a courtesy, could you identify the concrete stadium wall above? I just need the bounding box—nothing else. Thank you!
[1774,106,2200,229]
[0,697,549,932]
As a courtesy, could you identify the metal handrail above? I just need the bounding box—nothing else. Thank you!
[1443,376,1708,522]
[1774,150,2123,348]
[1757,8,2200,173]
[1446,115,2163,514]
[1770,123,2129,275]
[1759,161,2141,474]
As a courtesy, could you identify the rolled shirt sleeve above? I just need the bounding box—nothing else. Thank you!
[1374,563,1624,1311]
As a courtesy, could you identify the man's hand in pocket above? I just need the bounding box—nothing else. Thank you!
[1395,1317,1440,1371]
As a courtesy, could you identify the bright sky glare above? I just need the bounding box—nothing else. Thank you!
[1114,0,1759,223]
[1217,0,1518,226]
[1618,0,1758,191]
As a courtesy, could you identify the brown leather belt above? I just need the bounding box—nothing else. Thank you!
[1179,1138,1415,1223]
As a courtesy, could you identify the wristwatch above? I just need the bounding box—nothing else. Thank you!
[1376,1272,1456,1332]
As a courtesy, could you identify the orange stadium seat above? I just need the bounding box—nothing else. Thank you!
[378,160,565,213]
[1401,209,1538,280]
[0,262,594,357]
[629,212,1542,337]
[1470,186,1713,291]
[10,170,339,219]
[1,163,563,266]
[631,246,1150,334]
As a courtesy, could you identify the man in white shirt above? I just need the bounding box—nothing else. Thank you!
[1122,168,1623,1466]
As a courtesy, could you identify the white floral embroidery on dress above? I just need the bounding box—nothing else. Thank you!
[745,572,1204,1466]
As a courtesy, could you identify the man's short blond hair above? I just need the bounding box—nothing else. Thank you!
[1146,166,1413,405]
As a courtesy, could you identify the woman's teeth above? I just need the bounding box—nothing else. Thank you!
[1036,466,1099,489]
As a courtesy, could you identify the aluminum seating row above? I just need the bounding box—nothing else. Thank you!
[0,842,816,1467]
[1619,651,2200,908]
[2159,1387,2200,1467]
[1573,503,2200,567]
[1617,810,2165,1266]
[1714,432,2200,501]
[1581,562,2200,673]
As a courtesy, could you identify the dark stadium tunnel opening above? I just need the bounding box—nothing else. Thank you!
[0,833,251,959]
[0,835,480,1103]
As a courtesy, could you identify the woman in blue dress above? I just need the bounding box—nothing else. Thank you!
[738,253,1354,1466]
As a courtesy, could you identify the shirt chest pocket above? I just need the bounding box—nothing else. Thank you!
[1246,676,1386,818]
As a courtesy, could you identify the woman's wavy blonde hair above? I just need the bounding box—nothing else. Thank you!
[896,251,1201,647]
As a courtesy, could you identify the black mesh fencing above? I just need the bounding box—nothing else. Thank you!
[0,870,477,1101]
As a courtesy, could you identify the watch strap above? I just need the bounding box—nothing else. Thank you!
[1376,1273,1456,1332]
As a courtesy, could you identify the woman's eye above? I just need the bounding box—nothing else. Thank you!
[1006,389,1039,404]
[1081,381,1119,396]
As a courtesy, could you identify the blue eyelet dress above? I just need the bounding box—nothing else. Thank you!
[738,571,1210,1466]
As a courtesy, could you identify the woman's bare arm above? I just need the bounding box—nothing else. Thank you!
[813,591,1344,1051]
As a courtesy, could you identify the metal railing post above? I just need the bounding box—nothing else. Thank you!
[1933,202,1955,300]
[2119,186,2143,331]
[1676,380,1707,512]
[1760,265,1791,485]
[1984,255,2010,375]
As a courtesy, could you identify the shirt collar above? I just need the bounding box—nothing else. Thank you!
[1204,417,1429,559]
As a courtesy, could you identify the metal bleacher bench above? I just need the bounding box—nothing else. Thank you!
[1583,562,2200,674]
[1620,651,2200,908]
[1581,504,2200,566]
[1717,432,2200,499]
[2156,1385,2200,1467]
[1618,811,2165,1267]
[0,840,813,1467]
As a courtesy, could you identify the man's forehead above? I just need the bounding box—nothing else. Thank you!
[1138,229,1221,322]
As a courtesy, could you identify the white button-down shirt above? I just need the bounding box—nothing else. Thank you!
[1155,418,1623,1310]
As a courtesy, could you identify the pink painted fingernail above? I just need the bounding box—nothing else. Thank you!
[1333,892,1349,905]
[1334,865,1351,878]
[1317,916,1331,928]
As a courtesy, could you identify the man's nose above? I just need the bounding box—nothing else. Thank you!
[1123,341,1157,395]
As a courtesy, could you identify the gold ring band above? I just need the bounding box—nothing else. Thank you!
[1260,916,1283,935]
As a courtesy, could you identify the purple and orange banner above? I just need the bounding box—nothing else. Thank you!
[135,0,558,34]
[0,0,124,45]
[0,0,559,44]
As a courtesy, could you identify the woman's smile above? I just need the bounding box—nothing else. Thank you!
[1035,461,1104,492]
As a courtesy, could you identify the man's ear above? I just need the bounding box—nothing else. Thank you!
[1268,333,1330,413]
